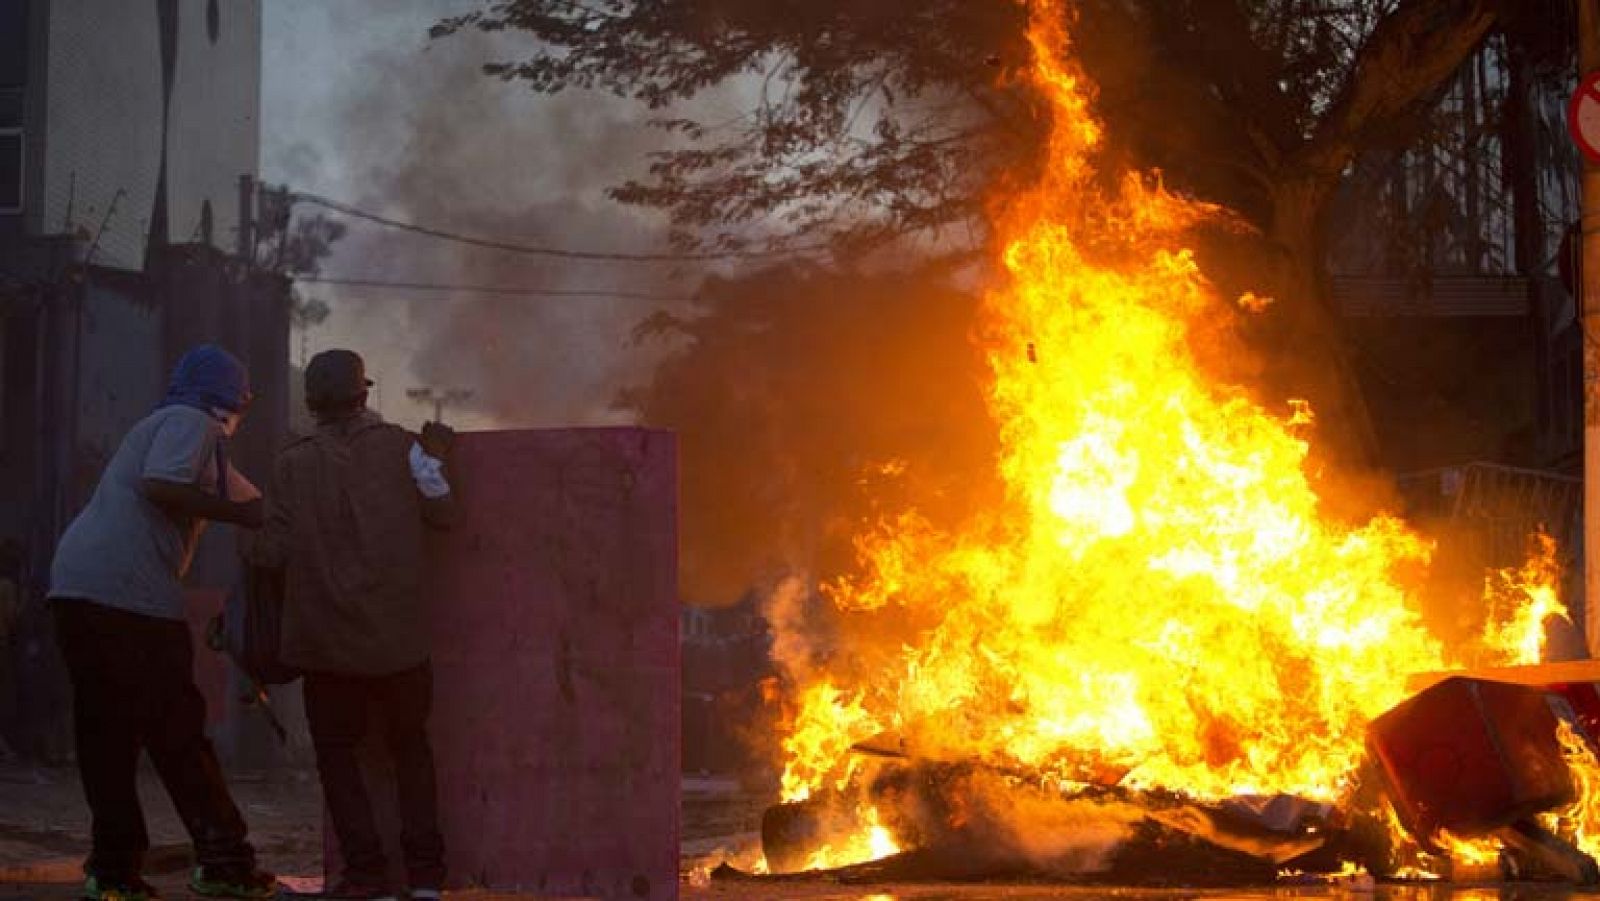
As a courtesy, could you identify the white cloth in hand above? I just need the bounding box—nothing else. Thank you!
[409,442,451,499]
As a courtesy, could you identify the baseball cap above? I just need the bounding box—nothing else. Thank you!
[305,349,374,407]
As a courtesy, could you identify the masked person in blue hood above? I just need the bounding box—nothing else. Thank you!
[49,344,277,901]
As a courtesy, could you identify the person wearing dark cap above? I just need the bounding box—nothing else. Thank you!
[249,349,456,901]
[48,344,278,901]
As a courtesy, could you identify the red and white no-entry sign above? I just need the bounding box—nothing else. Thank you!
[1570,71,1600,164]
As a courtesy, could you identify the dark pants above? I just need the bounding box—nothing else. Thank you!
[305,663,444,889]
[51,599,256,883]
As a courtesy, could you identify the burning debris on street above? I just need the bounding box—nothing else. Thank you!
[700,0,1600,889]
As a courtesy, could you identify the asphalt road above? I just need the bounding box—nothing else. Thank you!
[5,880,1597,900]
[5,762,1598,900]
[680,882,1599,900]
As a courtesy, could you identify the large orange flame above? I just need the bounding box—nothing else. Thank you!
[766,0,1568,872]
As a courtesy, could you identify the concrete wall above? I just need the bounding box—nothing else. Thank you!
[0,268,166,760]
[328,429,681,900]
[0,293,45,557]
[70,275,164,490]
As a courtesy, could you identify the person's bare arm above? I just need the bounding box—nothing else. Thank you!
[140,411,261,527]
[141,479,264,528]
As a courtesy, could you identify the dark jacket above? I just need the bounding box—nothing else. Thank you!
[251,409,455,675]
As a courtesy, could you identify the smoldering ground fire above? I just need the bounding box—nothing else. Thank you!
[703,0,1600,884]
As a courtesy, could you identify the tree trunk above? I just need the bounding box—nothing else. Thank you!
[1243,0,1499,472]
[1266,176,1382,470]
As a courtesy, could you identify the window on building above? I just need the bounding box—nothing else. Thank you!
[0,1,26,87]
[0,0,23,215]
[0,129,20,214]
[0,316,7,447]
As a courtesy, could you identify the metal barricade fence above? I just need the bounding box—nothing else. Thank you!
[1398,462,1583,572]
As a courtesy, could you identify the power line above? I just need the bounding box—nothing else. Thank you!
[291,191,828,263]
[297,274,691,303]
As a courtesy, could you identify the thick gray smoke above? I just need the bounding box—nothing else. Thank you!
[263,0,709,430]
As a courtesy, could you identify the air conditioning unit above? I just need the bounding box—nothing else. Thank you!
[0,128,21,214]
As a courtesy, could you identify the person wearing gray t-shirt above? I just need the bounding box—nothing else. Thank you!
[52,403,238,618]
[48,345,277,901]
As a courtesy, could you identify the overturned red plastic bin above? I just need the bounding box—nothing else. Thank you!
[1368,676,1573,844]
[1551,682,1600,754]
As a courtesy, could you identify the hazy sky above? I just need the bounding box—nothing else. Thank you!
[261,1,718,430]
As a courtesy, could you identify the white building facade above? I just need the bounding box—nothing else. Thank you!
[3,0,261,269]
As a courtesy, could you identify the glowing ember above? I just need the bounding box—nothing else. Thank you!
[797,807,901,872]
[1440,832,1501,869]
[762,0,1572,874]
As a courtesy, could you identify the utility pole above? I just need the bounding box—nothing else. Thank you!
[1582,0,1600,655]
[237,174,255,262]
[406,387,474,425]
